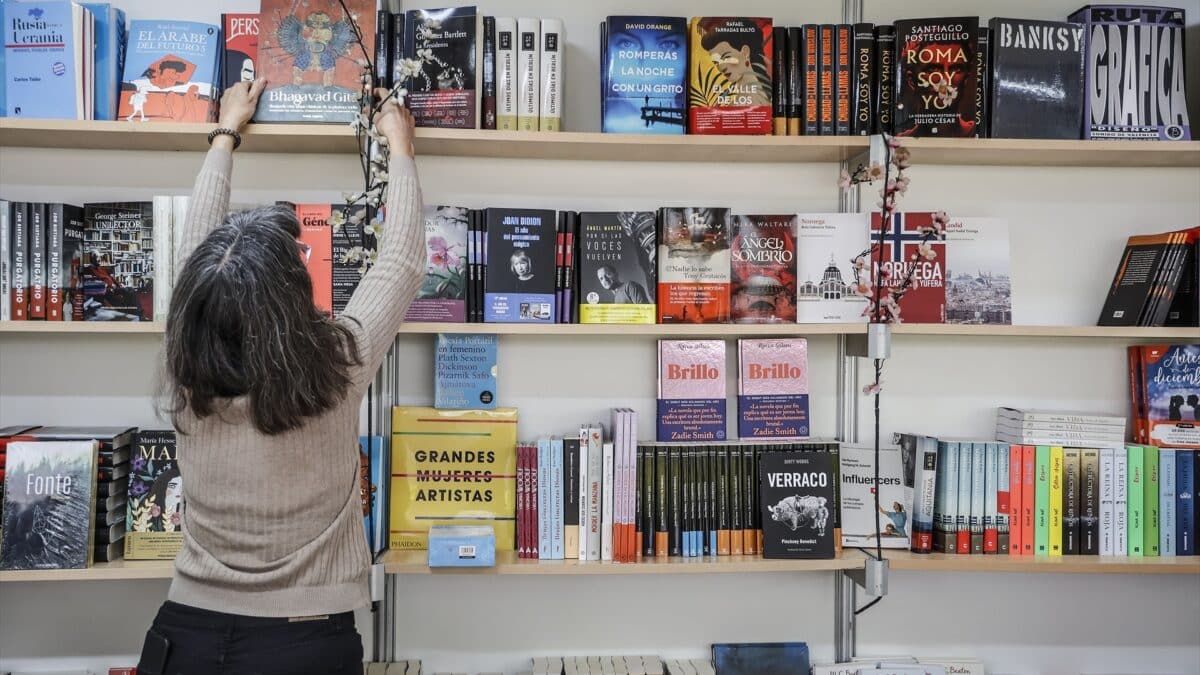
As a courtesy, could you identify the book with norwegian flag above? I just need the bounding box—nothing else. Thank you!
[869,212,946,323]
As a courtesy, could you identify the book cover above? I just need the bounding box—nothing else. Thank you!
[687,17,773,135]
[894,17,979,137]
[538,18,562,131]
[818,24,834,134]
[1,440,98,570]
[1063,448,1081,554]
[539,437,552,560]
[44,203,82,321]
[286,203,334,316]
[331,203,374,317]
[1145,445,1159,555]
[254,0,375,123]
[124,429,181,560]
[1178,450,1194,554]
[1099,233,1177,326]
[870,212,946,323]
[802,25,819,135]
[221,13,259,94]
[988,18,1086,138]
[984,442,999,553]
[761,450,835,559]
[1161,447,1175,555]
[1021,445,1035,554]
[601,439,614,561]
[975,27,989,136]
[1114,447,1128,555]
[368,434,388,555]
[577,211,657,324]
[118,20,220,123]
[1138,345,1200,448]
[1082,448,1101,554]
[794,213,870,323]
[944,217,1011,324]
[656,207,731,324]
[481,15,494,129]
[0,201,9,321]
[711,642,810,675]
[484,208,557,323]
[515,16,538,130]
[731,215,797,323]
[1007,444,1021,555]
[389,407,517,550]
[495,17,516,130]
[1101,447,1115,554]
[834,24,851,135]
[737,338,809,439]
[403,6,482,129]
[1035,445,1050,555]
[1048,445,1063,555]
[771,27,786,135]
[81,3,126,121]
[953,441,971,554]
[585,424,602,560]
[551,436,564,560]
[933,439,959,553]
[895,432,938,552]
[564,436,580,559]
[10,203,28,320]
[405,205,468,323]
[852,23,874,135]
[873,25,895,134]
[839,444,910,548]
[373,10,392,89]
[970,442,985,554]
[1067,5,1190,140]
[434,333,497,410]
[657,339,726,442]
[1128,444,1144,555]
[4,1,92,119]
[80,202,154,321]
[786,26,802,135]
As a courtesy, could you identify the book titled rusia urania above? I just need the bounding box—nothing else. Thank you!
[657,207,731,323]
[402,6,483,129]
[893,17,979,137]
[254,0,375,123]
[118,20,221,123]
[657,340,726,442]
[870,212,946,323]
[577,212,657,324]
[405,205,469,323]
[737,338,809,440]
[731,215,796,324]
[687,17,773,134]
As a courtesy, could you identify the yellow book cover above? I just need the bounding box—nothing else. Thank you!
[1048,446,1063,556]
[389,407,518,550]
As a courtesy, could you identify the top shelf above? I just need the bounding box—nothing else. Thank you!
[1,120,1197,167]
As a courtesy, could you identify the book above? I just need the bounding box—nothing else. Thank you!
[1178,450,1194,555]
[1,440,98,570]
[687,17,773,134]
[1101,447,1115,554]
[974,27,990,137]
[1128,444,1144,555]
[402,6,482,129]
[1161,447,1175,555]
[563,436,580,558]
[0,200,9,321]
[730,215,797,323]
[373,10,392,90]
[657,339,727,442]
[576,211,657,324]
[124,429,181,560]
[10,202,28,320]
[656,207,731,324]
[331,204,375,317]
[118,20,221,123]
[870,212,946,323]
[80,202,154,321]
[1063,448,1080,554]
[254,0,375,123]
[516,16,539,131]
[389,407,517,550]
[771,27,787,135]
[1082,448,1100,554]
[81,3,126,121]
[895,432,938,552]
[1145,445,1160,555]
[839,444,910,548]
[818,24,834,135]
[794,213,869,323]
[737,338,809,440]
[1114,446,1128,555]
[495,17,516,130]
[970,442,985,553]
[998,407,1126,427]
[933,440,959,553]
[44,203,83,321]
[1067,5,1190,140]
[944,217,1012,324]
[711,642,810,675]
[893,17,979,137]
[4,1,94,119]
[28,204,44,320]
[484,208,557,323]
[786,27,802,135]
[1136,345,1200,449]
[834,24,851,135]
[987,18,1086,139]
[539,18,562,131]
[984,443,999,553]
[761,450,835,558]
[1099,233,1182,326]
[433,333,497,409]
[1008,445,1022,555]
[873,25,895,134]
[281,203,335,316]
[405,205,469,323]
[221,13,260,95]
[954,442,971,553]
[851,23,875,135]
[481,15,495,129]
[1035,445,1050,555]
[802,25,819,135]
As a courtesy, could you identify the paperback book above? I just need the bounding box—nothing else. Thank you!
[730,215,797,323]
[3,1,94,119]
[795,213,870,323]
[657,207,731,323]
[944,217,1012,324]
[893,17,979,137]
[987,18,1086,138]
[118,20,221,123]
[221,13,260,94]
[657,339,727,442]
[1,440,98,570]
[577,211,657,324]
[687,17,773,134]
[484,208,557,323]
[405,205,469,323]
[402,6,482,129]
[840,444,911,548]
[124,429,181,560]
[434,333,497,410]
[737,338,809,440]
[870,212,946,323]
[600,15,687,133]
[760,450,836,558]
[80,202,155,321]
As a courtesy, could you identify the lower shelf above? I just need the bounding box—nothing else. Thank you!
[379,549,864,575]
[880,550,1200,575]
[0,559,175,582]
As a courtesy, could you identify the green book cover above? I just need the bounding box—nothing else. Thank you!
[1048,446,1063,556]
[1035,445,1050,556]
[1127,445,1144,557]
[1144,445,1159,557]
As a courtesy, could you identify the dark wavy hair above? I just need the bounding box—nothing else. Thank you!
[162,205,360,435]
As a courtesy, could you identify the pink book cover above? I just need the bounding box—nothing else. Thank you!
[657,340,727,442]
[737,338,810,439]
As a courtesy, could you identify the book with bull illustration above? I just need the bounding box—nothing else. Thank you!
[760,450,835,558]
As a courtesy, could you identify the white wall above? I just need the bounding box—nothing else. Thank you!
[2,0,1200,673]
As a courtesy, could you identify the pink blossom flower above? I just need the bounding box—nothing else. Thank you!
[886,135,903,150]
[894,174,910,193]
[931,211,949,233]
[866,162,886,181]
[838,169,853,191]
[170,512,182,526]
[918,242,937,261]
[428,236,454,269]
[863,381,883,396]
[853,256,867,270]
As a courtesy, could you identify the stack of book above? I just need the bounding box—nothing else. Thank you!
[995,407,1126,449]
[1098,228,1199,328]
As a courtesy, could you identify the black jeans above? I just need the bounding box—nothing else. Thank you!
[137,601,362,675]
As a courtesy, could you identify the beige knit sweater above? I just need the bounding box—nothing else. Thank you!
[166,147,423,617]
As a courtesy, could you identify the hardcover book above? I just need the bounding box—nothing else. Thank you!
[656,207,731,323]
[687,17,773,135]
[1,440,98,570]
[45,203,83,321]
[80,202,154,321]
[1137,345,1200,448]
[834,24,851,135]
[895,432,938,552]
[839,444,910,548]
[495,17,516,130]
[711,642,810,675]
[81,3,126,121]
[484,208,557,323]
[577,211,657,324]
[873,25,895,134]
[760,450,835,559]
[254,0,375,123]
[516,16,538,130]
[10,203,28,320]
[3,1,94,119]
[988,18,1086,139]
[730,215,797,323]
[852,23,875,135]
[893,17,979,137]
[405,205,469,323]
[402,6,482,129]
[944,217,1012,324]
[870,212,946,323]
[737,338,809,439]
[434,333,497,409]
[221,13,260,94]
[538,18,562,131]
[933,439,960,553]
[1067,5,1190,140]
[118,20,221,123]
[124,429,181,560]
[1099,232,1180,326]
[657,339,726,442]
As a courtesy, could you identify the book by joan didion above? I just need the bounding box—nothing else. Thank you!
[760,450,836,559]
[484,208,557,323]
[405,205,469,323]
[601,16,688,134]
[737,338,809,440]
[118,20,221,123]
[657,207,731,323]
[657,339,726,442]
[893,17,979,137]
[687,17,774,134]
[1137,344,1200,448]
[577,211,657,324]
[731,215,797,323]
[1,440,98,570]
[125,429,182,560]
[434,333,497,410]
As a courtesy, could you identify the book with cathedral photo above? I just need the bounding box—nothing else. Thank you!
[794,213,869,323]
[944,217,1012,324]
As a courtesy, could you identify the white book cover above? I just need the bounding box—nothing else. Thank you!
[1100,448,1114,555]
[627,409,639,559]
[1114,450,1128,556]
[914,436,939,550]
[171,196,188,275]
[577,425,589,560]
[1161,448,1176,556]
[956,442,971,545]
[795,213,869,323]
[601,440,615,561]
[610,408,624,561]
[944,217,1011,324]
[551,436,564,560]
[495,17,517,130]
[998,407,1125,427]
[538,18,563,131]
[970,442,985,549]
[839,444,911,548]
[1,199,10,321]
[586,423,603,560]
[152,196,172,321]
[995,417,1126,435]
[516,17,540,131]
[985,442,998,544]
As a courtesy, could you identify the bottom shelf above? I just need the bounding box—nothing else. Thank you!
[379,549,864,575]
[0,559,175,582]
[879,549,1200,574]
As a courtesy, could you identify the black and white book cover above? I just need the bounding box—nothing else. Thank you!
[577,211,657,324]
[1,440,98,570]
[484,208,557,323]
[988,18,1086,139]
[403,6,483,129]
[761,450,835,559]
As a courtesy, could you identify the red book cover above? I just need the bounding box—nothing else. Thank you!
[1021,444,1035,555]
[1008,444,1022,556]
[222,14,260,92]
[290,203,334,316]
[731,215,797,323]
[687,17,773,135]
[870,212,946,323]
[657,208,731,323]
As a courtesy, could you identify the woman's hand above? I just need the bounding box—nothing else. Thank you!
[217,78,266,132]
[373,88,415,159]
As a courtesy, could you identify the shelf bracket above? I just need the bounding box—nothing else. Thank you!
[846,552,889,598]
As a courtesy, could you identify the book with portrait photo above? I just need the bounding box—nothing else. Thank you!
[484,208,557,323]
[577,211,657,324]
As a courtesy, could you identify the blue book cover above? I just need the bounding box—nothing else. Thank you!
[368,435,388,556]
[551,437,564,560]
[537,438,551,559]
[484,208,557,323]
[80,3,123,120]
[4,1,90,119]
[712,642,809,675]
[1161,448,1176,555]
[602,16,687,134]
[1179,449,1194,555]
[0,1,6,117]
[358,436,372,548]
[1141,344,1200,449]
[119,20,221,122]
[434,333,497,409]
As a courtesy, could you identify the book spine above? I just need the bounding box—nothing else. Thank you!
[818,24,835,135]
[1114,448,1128,556]
[1145,446,1159,556]
[984,443,998,554]
[1082,449,1100,555]
[482,16,496,130]
[0,201,9,321]
[997,443,1010,554]
[716,445,729,554]
[587,426,602,560]
[516,443,526,557]
[374,11,391,88]
[641,444,653,557]
[708,446,718,554]
[970,442,985,554]
[912,437,937,553]
[552,437,564,560]
[670,445,682,557]
[1179,450,1195,556]
[975,27,989,137]
[956,442,971,554]
[730,442,743,555]
[565,437,579,559]
[834,24,851,135]
[538,439,549,559]
[1048,446,1063,556]
[538,18,563,131]
[28,203,44,319]
[152,196,172,322]
[852,23,874,135]
[655,444,669,557]
[1035,445,1050,556]
[786,27,801,135]
[683,446,693,557]
[873,26,894,134]
[1063,448,1080,555]
[742,445,755,554]
[516,17,540,131]
[577,428,589,559]
[1161,448,1176,556]
[1019,445,1034,555]
[495,18,517,130]
[935,440,958,553]
[602,440,614,561]
[802,25,819,136]
[772,27,788,136]
[44,204,63,321]
[1101,448,1115,555]
[1128,445,1144,556]
[1007,445,1021,555]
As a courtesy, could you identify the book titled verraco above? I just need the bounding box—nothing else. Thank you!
[657,339,726,442]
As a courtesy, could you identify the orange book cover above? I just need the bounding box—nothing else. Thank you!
[1008,444,1022,556]
[292,203,334,316]
[656,208,732,324]
[1021,444,1035,555]
[731,529,744,555]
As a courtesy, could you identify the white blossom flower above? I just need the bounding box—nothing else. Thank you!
[863,382,882,396]
[838,170,853,191]
[866,162,885,181]
[340,246,365,264]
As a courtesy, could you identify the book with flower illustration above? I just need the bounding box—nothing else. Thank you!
[893,17,979,138]
[401,6,483,129]
[405,205,469,323]
[687,17,774,134]
[657,207,731,323]
[125,429,181,561]
[869,211,946,323]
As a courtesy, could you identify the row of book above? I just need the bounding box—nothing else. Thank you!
[1099,227,1200,328]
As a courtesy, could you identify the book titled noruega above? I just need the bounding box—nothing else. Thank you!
[760,450,836,559]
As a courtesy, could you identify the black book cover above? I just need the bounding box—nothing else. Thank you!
[818,25,835,135]
[761,450,835,558]
[468,209,479,323]
[787,27,802,135]
[81,202,155,322]
[975,27,990,137]
[852,23,875,135]
[563,436,579,530]
[1097,232,1174,325]
[742,445,755,551]
[655,445,669,556]
[97,503,127,527]
[45,203,83,321]
[94,521,125,545]
[802,25,819,135]
[96,491,126,513]
[988,18,1086,139]
[331,203,370,317]
[670,446,682,557]
[554,212,565,322]
[98,463,129,482]
[28,427,135,452]
[484,208,557,323]
[63,208,85,321]
[478,209,488,322]
[772,27,788,135]
[28,203,45,319]
[577,212,657,324]
[94,540,124,563]
[873,25,895,134]
[482,15,496,130]
[97,447,130,468]
[403,6,482,129]
[1082,449,1100,555]
[565,212,579,324]
[729,444,743,549]
[1,440,98,570]
[1064,449,1080,555]
[894,17,979,137]
[834,24,851,135]
[374,10,393,88]
[712,642,810,675]
[390,12,407,96]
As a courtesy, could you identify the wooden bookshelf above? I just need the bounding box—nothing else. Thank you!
[0,559,174,582]
[2,120,1198,166]
[880,550,1200,575]
[380,549,864,575]
[0,321,165,334]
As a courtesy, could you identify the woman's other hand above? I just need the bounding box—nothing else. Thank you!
[373,89,415,159]
[218,78,267,132]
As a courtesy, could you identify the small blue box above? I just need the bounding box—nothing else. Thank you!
[427,526,496,568]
